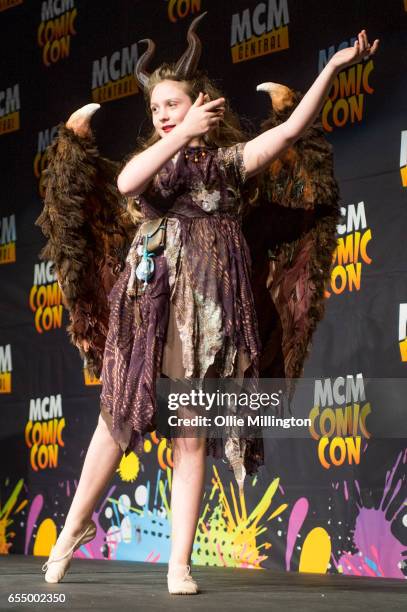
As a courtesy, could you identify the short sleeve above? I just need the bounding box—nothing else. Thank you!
[216,142,248,187]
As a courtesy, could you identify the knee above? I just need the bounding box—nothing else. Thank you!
[171,436,206,462]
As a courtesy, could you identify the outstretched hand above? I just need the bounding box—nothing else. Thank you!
[180,92,225,140]
[330,30,379,71]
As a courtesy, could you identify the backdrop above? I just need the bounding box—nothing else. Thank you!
[0,0,406,579]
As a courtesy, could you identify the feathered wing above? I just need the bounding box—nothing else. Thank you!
[35,114,139,377]
[241,84,340,380]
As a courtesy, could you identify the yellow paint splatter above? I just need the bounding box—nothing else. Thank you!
[193,465,288,569]
[33,518,57,556]
[0,479,26,554]
[299,527,331,573]
[117,452,140,482]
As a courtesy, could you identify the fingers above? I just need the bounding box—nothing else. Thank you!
[193,92,205,106]
[358,30,366,52]
[369,38,380,56]
[190,92,225,133]
[203,96,225,111]
[202,94,225,122]
[195,92,223,106]
[210,108,225,118]
[195,93,225,118]
[354,30,366,54]
[355,30,380,58]
[210,110,225,126]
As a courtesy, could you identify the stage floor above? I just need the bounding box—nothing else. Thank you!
[0,556,406,611]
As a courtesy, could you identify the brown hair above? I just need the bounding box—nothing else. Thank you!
[138,63,249,149]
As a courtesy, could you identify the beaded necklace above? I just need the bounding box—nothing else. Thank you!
[184,146,209,163]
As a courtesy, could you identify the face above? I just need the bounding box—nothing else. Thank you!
[150,80,193,138]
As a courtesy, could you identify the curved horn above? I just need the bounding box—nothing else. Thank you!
[175,12,207,79]
[134,39,156,89]
[65,103,100,138]
[256,82,295,112]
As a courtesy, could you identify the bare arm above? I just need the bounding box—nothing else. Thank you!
[117,93,225,197]
[117,126,190,196]
[243,30,379,178]
[243,61,338,177]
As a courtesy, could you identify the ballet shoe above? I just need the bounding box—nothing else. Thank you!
[167,564,199,595]
[41,520,97,583]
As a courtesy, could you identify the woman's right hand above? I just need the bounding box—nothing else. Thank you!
[179,92,225,140]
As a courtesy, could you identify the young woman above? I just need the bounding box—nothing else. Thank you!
[40,17,378,594]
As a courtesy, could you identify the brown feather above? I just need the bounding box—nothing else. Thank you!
[242,88,340,380]
[35,125,139,377]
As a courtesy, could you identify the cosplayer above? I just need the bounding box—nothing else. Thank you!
[36,14,378,595]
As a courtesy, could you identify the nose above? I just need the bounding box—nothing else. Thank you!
[158,109,169,123]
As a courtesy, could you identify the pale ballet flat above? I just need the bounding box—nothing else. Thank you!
[167,564,199,595]
[41,520,97,583]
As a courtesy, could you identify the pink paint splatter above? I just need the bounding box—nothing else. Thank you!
[285,497,309,570]
[145,552,160,563]
[333,450,407,579]
[25,495,43,555]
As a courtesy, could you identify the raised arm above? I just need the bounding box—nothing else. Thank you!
[117,93,225,197]
[243,30,379,178]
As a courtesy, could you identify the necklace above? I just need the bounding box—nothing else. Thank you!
[184,147,207,163]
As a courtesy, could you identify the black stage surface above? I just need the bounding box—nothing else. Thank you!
[0,557,406,611]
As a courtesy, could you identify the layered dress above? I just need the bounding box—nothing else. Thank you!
[36,118,340,490]
[99,143,264,483]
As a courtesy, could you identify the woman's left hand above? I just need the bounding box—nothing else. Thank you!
[330,30,379,71]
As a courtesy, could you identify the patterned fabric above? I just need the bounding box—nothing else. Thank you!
[100,143,264,482]
[37,116,339,489]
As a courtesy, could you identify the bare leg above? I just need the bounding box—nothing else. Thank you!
[168,435,207,568]
[51,414,123,555]
[168,365,219,572]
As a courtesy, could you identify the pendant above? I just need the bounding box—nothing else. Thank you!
[184,148,207,163]
[136,257,155,284]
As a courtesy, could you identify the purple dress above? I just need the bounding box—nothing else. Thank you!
[100,143,264,483]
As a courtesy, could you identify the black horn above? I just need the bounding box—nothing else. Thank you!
[134,38,156,89]
[175,12,207,79]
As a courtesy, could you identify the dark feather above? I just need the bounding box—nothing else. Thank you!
[35,125,138,377]
[242,89,340,379]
